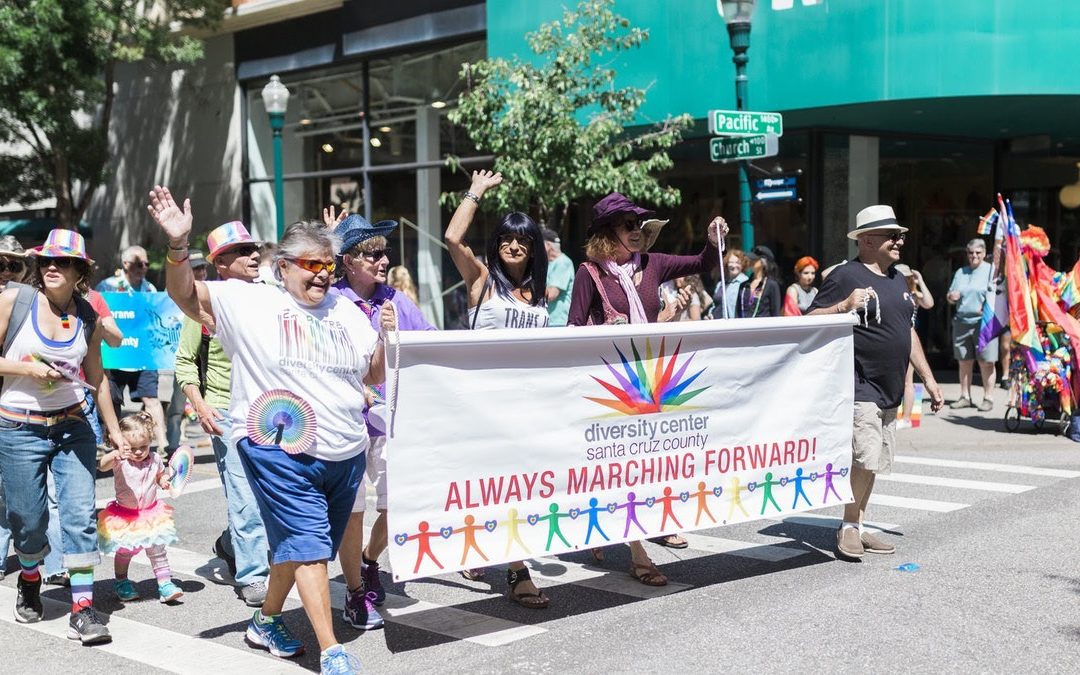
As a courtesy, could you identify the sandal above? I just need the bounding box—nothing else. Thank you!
[507,567,549,609]
[629,560,668,587]
[459,568,486,581]
[648,534,689,549]
[590,547,605,563]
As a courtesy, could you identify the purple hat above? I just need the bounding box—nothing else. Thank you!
[588,193,655,235]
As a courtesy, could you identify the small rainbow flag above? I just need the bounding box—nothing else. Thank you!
[976,209,998,236]
[910,384,924,428]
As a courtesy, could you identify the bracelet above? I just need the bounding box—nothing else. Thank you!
[463,191,481,205]
[166,251,190,266]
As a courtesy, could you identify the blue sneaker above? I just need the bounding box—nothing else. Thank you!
[245,611,305,658]
[320,644,361,674]
[114,578,140,602]
[342,587,384,631]
[158,580,184,603]
[361,559,385,606]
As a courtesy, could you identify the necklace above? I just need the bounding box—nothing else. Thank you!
[47,295,75,329]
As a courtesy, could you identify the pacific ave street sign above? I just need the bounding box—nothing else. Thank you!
[709,134,779,162]
[708,110,784,137]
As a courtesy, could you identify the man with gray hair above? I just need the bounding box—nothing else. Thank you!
[96,245,167,450]
[809,204,944,560]
[946,238,997,410]
[542,228,574,327]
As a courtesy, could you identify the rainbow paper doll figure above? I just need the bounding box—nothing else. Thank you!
[581,497,611,545]
[728,476,751,521]
[656,487,684,531]
[453,515,490,566]
[756,472,782,515]
[820,463,845,504]
[500,508,532,556]
[533,503,572,552]
[789,467,813,509]
[615,491,650,537]
[404,521,443,574]
[692,482,718,526]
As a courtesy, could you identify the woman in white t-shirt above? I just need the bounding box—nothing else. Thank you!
[149,186,391,674]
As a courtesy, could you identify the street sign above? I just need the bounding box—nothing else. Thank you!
[708,109,784,137]
[752,174,799,202]
[709,134,779,162]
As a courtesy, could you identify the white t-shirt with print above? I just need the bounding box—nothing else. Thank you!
[207,279,378,462]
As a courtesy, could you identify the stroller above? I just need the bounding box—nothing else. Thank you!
[1003,323,1073,435]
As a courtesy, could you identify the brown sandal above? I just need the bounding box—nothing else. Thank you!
[590,547,606,563]
[507,567,549,609]
[459,568,486,581]
[629,560,668,587]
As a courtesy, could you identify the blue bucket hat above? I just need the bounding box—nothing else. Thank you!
[335,214,398,256]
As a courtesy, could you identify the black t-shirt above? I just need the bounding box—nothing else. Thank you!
[810,260,914,408]
[735,277,782,318]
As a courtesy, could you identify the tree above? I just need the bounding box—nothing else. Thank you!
[444,0,692,230]
[0,1,226,230]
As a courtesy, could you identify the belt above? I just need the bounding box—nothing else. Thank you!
[0,399,90,427]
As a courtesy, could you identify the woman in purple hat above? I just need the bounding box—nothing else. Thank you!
[328,212,436,631]
[0,229,124,644]
[444,169,551,609]
[567,192,727,585]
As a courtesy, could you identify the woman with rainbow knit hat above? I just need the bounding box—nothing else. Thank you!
[0,229,125,644]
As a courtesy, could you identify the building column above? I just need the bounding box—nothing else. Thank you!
[847,135,879,257]
[415,106,443,328]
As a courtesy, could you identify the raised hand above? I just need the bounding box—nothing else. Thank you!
[147,185,193,246]
[707,216,729,247]
[322,205,348,228]
[468,170,503,199]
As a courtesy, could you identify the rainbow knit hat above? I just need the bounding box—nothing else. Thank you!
[28,229,94,263]
[207,221,260,262]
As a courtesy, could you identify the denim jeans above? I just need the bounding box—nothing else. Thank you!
[211,411,269,585]
[0,416,100,568]
[0,470,66,576]
[84,388,104,446]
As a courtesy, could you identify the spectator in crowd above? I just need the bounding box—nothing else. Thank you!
[96,245,167,451]
[387,265,420,305]
[713,249,750,319]
[174,228,270,608]
[947,238,997,411]
[736,245,782,318]
[166,250,209,452]
[543,228,574,327]
[783,256,819,316]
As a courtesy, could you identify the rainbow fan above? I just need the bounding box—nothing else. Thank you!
[246,389,317,454]
[167,445,194,497]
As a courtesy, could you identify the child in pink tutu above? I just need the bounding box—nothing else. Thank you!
[98,411,182,603]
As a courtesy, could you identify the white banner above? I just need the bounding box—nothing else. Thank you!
[386,316,856,581]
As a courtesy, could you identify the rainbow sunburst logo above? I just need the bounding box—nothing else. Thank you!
[586,337,709,416]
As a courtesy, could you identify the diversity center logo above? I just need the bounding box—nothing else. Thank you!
[586,337,709,416]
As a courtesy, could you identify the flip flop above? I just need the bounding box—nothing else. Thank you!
[648,535,689,549]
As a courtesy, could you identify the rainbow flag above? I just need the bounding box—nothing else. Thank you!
[977,202,1008,352]
[1003,199,1041,351]
[976,209,998,236]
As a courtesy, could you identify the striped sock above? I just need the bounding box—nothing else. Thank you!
[147,546,172,586]
[114,548,135,580]
[18,557,41,583]
[69,567,94,613]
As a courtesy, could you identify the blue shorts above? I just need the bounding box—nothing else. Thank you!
[107,369,159,405]
[237,437,364,565]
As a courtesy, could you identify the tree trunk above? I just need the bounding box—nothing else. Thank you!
[53,149,74,230]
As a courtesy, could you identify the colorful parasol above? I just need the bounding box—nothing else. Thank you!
[167,445,194,497]
[246,389,317,454]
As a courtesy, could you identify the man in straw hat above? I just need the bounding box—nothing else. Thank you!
[809,205,944,560]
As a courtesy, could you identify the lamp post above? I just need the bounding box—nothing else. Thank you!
[261,75,290,241]
[718,0,757,249]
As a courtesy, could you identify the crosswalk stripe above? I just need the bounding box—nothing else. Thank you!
[677,533,808,561]
[868,494,968,512]
[877,472,1035,494]
[894,455,1080,478]
[767,514,900,533]
[0,586,301,673]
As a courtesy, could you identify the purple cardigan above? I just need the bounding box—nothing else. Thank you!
[567,245,720,326]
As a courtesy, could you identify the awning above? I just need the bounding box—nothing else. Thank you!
[0,218,93,242]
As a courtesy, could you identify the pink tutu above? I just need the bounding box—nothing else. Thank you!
[97,500,177,553]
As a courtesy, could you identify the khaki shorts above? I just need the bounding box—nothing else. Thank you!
[852,401,897,473]
[351,435,387,513]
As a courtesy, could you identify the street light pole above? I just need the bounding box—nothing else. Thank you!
[719,0,757,249]
[261,75,291,241]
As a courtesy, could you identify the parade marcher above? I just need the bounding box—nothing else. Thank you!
[173,224,270,608]
[567,191,726,583]
[895,264,935,429]
[166,250,209,452]
[736,245,782,318]
[0,229,125,643]
[329,213,436,631]
[444,169,551,608]
[151,186,390,674]
[97,245,168,451]
[947,238,998,411]
[808,205,944,560]
[98,411,183,603]
[713,248,750,319]
[543,228,575,327]
[783,256,819,316]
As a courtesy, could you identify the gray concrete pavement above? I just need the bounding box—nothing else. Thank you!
[2,379,1080,673]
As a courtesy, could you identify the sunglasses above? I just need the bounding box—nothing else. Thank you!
[126,260,148,268]
[287,257,336,275]
[36,256,75,269]
[224,244,260,258]
[356,247,392,263]
[498,234,533,248]
[870,232,906,243]
[0,259,25,274]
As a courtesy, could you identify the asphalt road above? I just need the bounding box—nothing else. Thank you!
[2,379,1079,673]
